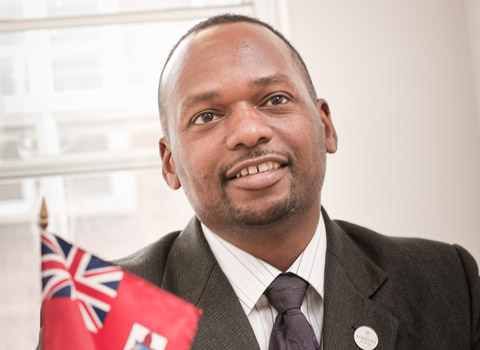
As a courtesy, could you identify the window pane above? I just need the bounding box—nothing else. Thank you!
[0,20,197,166]
[0,0,252,20]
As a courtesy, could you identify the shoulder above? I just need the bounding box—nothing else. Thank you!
[112,230,181,286]
[332,219,479,307]
[331,219,480,345]
[333,219,477,273]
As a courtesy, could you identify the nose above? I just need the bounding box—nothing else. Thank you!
[225,103,273,150]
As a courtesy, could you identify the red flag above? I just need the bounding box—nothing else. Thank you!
[41,232,201,350]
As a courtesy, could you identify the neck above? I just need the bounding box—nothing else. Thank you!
[211,202,322,272]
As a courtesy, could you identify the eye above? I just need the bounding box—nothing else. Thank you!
[192,111,220,125]
[264,94,289,106]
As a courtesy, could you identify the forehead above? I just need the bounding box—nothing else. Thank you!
[166,21,294,78]
[160,22,300,116]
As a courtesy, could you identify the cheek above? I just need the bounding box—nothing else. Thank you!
[174,140,220,193]
[294,117,326,173]
[305,111,326,147]
[287,114,324,152]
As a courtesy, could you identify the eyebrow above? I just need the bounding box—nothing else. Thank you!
[249,73,292,88]
[183,91,221,109]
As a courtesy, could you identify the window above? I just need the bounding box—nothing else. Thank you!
[0,1,288,348]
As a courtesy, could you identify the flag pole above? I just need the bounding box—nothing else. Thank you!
[38,197,48,231]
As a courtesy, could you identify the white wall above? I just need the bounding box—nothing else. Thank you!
[285,0,480,262]
[466,0,480,136]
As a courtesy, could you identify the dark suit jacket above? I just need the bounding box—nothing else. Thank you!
[116,209,480,349]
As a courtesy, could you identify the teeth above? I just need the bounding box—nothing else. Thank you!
[234,161,280,178]
[258,163,268,172]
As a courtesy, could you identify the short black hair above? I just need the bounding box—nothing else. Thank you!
[158,13,317,136]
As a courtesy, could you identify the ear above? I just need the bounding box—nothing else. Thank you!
[316,99,338,154]
[159,137,181,190]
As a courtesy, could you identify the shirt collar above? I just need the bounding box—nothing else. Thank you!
[202,213,327,315]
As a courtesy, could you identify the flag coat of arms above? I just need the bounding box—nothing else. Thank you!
[41,232,201,350]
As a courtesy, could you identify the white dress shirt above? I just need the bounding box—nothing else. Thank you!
[202,214,327,350]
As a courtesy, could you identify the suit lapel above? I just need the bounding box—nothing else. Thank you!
[157,212,399,349]
[322,210,399,349]
[160,217,260,350]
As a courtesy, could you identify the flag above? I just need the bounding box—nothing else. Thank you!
[41,232,202,350]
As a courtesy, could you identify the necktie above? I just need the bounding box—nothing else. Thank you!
[265,273,320,350]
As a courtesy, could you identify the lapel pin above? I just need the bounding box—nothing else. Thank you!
[354,325,378,350]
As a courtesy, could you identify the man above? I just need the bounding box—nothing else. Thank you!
[121,14,479,349]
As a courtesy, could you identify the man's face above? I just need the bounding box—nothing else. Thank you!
[159,22,337,235]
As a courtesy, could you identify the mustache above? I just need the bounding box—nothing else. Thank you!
[220,149,292,179]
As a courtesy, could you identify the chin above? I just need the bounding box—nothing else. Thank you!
[230,196,297,227]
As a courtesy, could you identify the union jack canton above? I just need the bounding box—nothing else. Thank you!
[41,232,124,333]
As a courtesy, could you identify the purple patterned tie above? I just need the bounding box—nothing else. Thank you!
[265,273,320,350]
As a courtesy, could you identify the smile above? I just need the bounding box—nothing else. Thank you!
[225,154,289,181]
[235,161,281,178]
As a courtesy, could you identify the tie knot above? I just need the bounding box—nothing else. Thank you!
[265,273,309,314]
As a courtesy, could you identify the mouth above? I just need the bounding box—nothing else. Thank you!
[225,155,289,181]
[234,161,281,178]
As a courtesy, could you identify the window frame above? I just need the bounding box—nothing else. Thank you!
[0,0,289,181]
